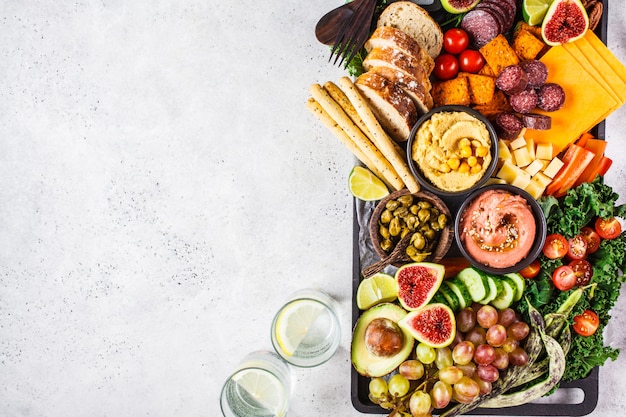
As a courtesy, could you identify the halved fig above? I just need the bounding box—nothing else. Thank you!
[441,0,481,14]
[541,0,589,46]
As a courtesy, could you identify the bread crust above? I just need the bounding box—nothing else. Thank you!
[377,1,443,59]
[365,26,434,74]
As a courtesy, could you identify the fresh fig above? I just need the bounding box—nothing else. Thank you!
[395,262,445,311]
[398,303,457,348]
[541,0,589,46]
[441,0,480,14]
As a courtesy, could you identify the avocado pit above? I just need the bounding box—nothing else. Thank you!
[365,317,405,357]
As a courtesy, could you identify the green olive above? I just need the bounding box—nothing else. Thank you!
[405,215,417,231]
[418,200,432,209]
[418,208,431,223]
[380,209,393,224]
[386,200,400,211]
[409,204,419,215]
[380,239,394,252]
[408,252,428,262]
[423,228,436,241]
[389,217,401,237]
[401,227,411,239]
[379,224,390,240]
[393,206,409,218]
[397,194,413,207]
[405,245,417,257]
[430,220,441,232]
[438,214,448,229]
[410,232,426,250]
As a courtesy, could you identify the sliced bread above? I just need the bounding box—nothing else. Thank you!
[367,66,434,114]
[363,46,429,83]
[377,1,443,60]
[355,71,418,142]
[365,26,434,75]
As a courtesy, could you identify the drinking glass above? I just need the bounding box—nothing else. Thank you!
[220,350,292,417]
[270,288,341,367]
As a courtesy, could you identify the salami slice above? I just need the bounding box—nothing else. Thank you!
[496,65,529,95]
[538,83,566,112]
[510,87,539,114]
[478,1,513,32]
[495,0,518,32]
[520,60,548,88]
[523,113,552,130]
[495,112,524,139]
[461,9,501,49]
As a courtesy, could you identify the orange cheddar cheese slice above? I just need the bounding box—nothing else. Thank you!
[573,37,626,103]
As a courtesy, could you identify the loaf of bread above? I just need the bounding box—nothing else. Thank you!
[377,1,443,60]
[355,71,418,142]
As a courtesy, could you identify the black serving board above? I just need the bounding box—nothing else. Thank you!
[350,1,609,414]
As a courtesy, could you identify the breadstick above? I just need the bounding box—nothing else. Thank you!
[309,84,404,190]
[305,97,394,189]
[324,80,406,161]
[337,76,420,193]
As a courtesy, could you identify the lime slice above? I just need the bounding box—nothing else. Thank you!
[356,272,398,310]
[232,368,287,416]
[274,299,324,356]
[348,166,389,201]
[522,0,552,26]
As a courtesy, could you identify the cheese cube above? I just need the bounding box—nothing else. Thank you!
[484,177,507,186]
[524,159,544,176]
[525,138,536,160]
[525,179,546,199]
[536,142,553,160]
[511,171,532,190]
[513,147,532,167]
[498,140,512,161]
[543,157,565,178]
[496,160,525,183]
[510,136,527,150]
[532,171,552,188]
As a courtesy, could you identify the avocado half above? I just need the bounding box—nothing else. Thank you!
[351,303,414,377]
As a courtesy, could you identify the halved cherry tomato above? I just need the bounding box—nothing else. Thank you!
[443,28,469,54]
[552,265,577,291]
[573,309,600,336]
[434,54,459,80]
[459,49,485,73]
[519,259,541,279]
[580,226,601,254]
[595,216,622,240]
[567,234,588,260]
[542,234,568,259]
[569,259,593,286]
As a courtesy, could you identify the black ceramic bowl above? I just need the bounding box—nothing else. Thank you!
[406,105,499,198]
[454,184,547,275]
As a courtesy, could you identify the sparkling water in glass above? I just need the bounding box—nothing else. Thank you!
[220,350,292,417]
[271,289,341,367]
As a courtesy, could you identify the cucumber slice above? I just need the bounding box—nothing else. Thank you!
[480,275,503,305]
[491,279,516,309]
[445,279,473,310]
[431,291,449,306]
[456,268,489,303]
[504,272,526,302]
[438,284,460,312]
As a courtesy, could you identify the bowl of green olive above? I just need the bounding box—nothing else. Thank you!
[369,189,454,266]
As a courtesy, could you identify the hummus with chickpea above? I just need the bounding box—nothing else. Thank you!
[411,111,492,192]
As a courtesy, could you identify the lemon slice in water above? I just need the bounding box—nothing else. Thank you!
[348,166,389,201]
[274,299,325,357]
[231,368,286,416]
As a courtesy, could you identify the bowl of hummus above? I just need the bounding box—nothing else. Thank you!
[454,184,547,274]
[407,105,499,197]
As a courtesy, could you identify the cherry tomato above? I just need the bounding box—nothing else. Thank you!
[552,265,577,291]
[542,234,568,259]
[434,54,459,80]
[459,49,485,73]
[569,259,593,286]
[573,309,599,336]
[519,259,541,279]
[580,226,601,254]
[443,28,469,54]
[567,234,588,260]
[595,216,622,240]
